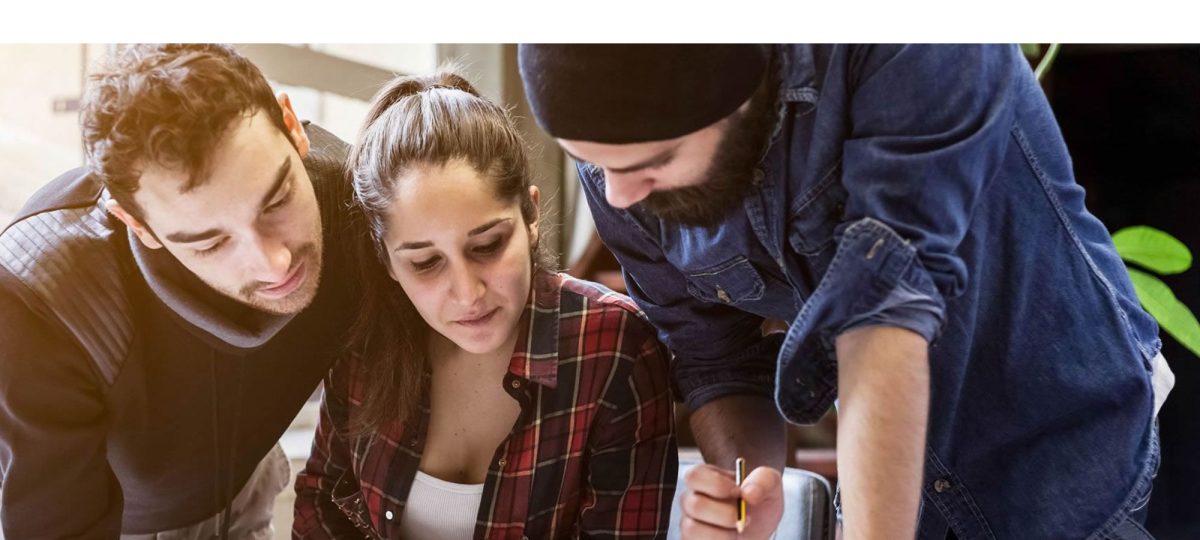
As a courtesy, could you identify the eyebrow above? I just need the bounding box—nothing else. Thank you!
[564,145,679,175]
[164,157,292,245]
[258,157,293,210]
[394,218,512,251]
[165,227,223,244]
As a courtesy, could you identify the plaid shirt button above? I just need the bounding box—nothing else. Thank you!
[497,457,507,468]
[510,379,522,389]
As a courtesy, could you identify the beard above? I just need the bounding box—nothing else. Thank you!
[636,77,777,227]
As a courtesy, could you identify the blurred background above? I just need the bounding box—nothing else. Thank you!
[1,44,1196,538]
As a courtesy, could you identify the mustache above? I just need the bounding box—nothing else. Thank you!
[239,242,319,297]
[639,175,752,227]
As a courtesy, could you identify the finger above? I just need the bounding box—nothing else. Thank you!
[679,514,739,540]
[740,466,783,504]
[681,490,739,529]
[684,463,740,499]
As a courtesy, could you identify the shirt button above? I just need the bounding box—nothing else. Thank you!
[716,287,732,304]
[510,379,522,389]
[498,457,507,468]
[933,478,952,493]
[385,510,394,520]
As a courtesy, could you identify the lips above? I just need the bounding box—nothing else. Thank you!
[256,262,306,300]
[455,307,499,327]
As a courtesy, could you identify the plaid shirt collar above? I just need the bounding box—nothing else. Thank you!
[507,270,561,389]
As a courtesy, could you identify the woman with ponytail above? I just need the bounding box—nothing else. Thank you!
[293,69,677,540]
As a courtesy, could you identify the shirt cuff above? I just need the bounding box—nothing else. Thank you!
[674,332,783,412]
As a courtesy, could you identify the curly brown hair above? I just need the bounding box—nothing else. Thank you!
[80,44,292,221]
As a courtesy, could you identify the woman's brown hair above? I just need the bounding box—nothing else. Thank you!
[343,67,553,435]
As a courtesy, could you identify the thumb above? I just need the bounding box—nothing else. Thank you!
[742,466,782,504]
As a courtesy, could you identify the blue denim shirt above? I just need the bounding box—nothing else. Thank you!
[579,45,1162,539]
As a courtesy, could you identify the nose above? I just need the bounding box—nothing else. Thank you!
[603,171,656,208]
[447,261,485,307]
[246,233,293,284]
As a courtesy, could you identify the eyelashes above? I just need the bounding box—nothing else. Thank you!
[409,238,506,274]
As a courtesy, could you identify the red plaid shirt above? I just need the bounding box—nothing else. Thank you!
[294,271,677,539]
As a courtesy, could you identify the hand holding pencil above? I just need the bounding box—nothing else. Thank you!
[679,458,785,539]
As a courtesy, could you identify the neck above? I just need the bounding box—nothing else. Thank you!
[427,326,521,377]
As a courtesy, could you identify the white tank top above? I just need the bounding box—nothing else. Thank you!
[397,470,485,540]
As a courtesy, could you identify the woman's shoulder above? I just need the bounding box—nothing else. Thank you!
[553,272,663,352]
[551,273,672,414]
[555,272,643,317]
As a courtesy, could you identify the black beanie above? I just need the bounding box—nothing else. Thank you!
[518,44,769,144]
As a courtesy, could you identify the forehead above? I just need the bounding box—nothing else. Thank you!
[558,120,727,167]
[387,161,517,237]
[558,138,676,166]
[133,111,297,225]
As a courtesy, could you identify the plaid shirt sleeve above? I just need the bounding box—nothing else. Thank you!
[293,364,369,539]
[579,327,678,538]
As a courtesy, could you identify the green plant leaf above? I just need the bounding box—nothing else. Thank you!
[1113,225,1193,275]
[1128,268,1200,358]
[1033,43,1061,81]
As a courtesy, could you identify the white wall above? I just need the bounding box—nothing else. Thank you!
[0,44,439,224]
[0,44,105,224]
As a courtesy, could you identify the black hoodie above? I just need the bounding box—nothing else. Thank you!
[0,123,356,538]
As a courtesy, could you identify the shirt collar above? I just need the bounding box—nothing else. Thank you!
[507,269,562,388]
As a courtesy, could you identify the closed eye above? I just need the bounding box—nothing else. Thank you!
[411,256,440,272]
[194,238,227,257]
[264,182,294,213]
[472,238,503,255]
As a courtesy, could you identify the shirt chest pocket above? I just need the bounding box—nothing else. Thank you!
[685,257,766,306]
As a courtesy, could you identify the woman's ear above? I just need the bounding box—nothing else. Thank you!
[527,185,541,248]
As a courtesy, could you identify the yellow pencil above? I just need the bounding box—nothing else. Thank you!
[735,457,747,534]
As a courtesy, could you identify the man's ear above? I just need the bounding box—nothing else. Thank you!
[527,185,542,248]
[277,92,310,158]
[106,200,163,249]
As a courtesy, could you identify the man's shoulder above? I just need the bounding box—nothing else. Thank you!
[302,121,350,187]
[302,122,354,237]
[0,169,135,387]
[4,167,102,231]
[1,167,120,284]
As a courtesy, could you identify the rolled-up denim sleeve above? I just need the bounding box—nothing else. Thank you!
[809,44,1022,342]
[578,165,779,412]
